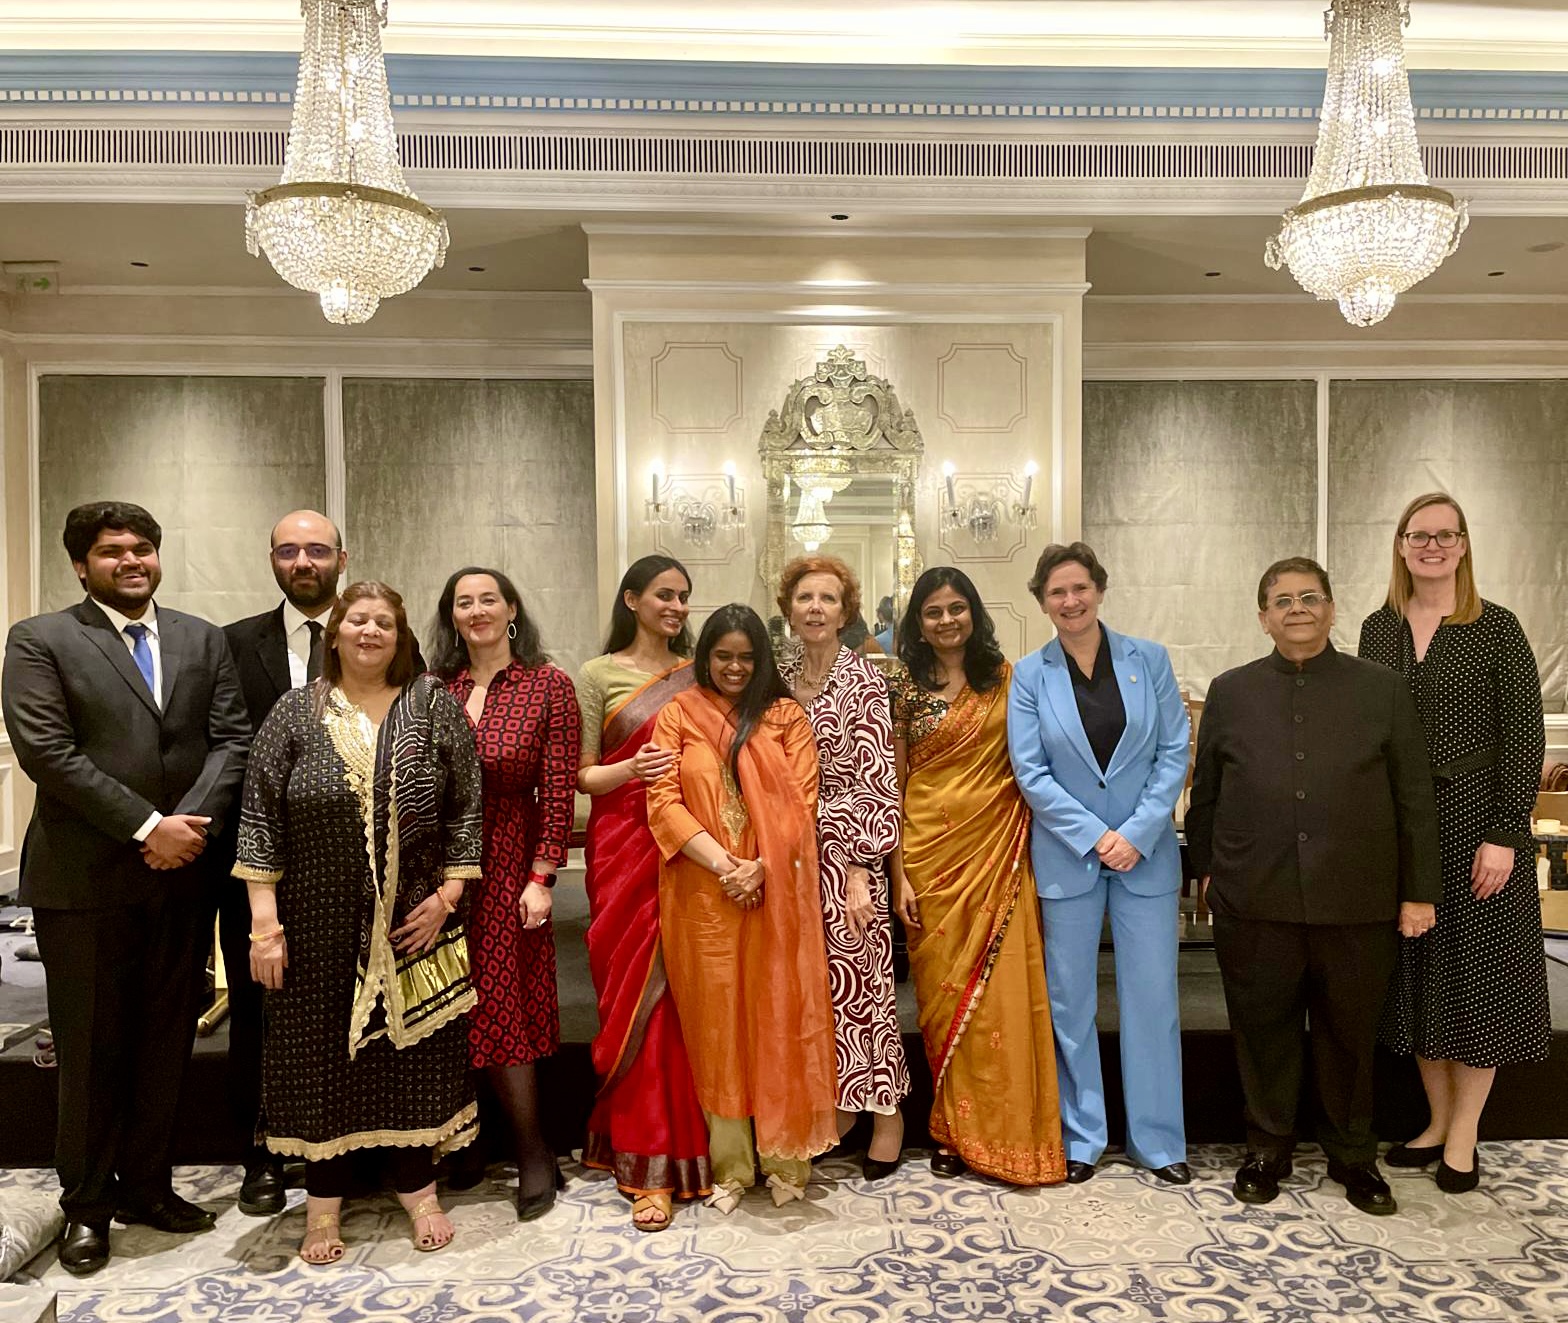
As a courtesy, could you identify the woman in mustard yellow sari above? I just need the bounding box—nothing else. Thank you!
[889,568,1066,1186]
[646,604,838,1211]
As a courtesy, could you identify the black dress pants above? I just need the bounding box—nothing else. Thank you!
[215,874,268,1161]
[34,890,208,1225]
[1213,914,1397,1165]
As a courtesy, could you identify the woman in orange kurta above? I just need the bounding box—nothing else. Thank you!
[646,603,838,1212]
[890,567,1066,1186]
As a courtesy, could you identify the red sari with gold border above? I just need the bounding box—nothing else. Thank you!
[581,662,712,1198]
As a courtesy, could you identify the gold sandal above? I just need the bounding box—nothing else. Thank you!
[299,1211,345,1266]
[406,1195,453,1252]
[631,1193,672,1233]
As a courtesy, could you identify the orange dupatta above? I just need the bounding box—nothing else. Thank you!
[902,665,1066,1185]
[648,688,838,1163]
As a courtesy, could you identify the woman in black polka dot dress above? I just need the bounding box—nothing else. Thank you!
[1358,491,1549,1195]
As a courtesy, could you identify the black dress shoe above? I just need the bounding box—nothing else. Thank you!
[1436,1151,1481,1194]
[1385,1141,1444,1168]
[1233,1154,1291,1205]
[116,1193,217,1234]
[862,1153,902,1182]
[237,1161,286,1216]
[58,1222,110,1277]
[1327,1159,1397,1215]
[1149,1162,1192,1185]
[930,1150,966,1178]
[1065,1160,1096,1184]
[516,1185,557,1222]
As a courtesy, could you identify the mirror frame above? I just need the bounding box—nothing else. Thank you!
[756,346,925,618]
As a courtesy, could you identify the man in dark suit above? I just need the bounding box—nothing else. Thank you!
[1187,556,1440,1217]
[218,508,346,1214]
[3,502,250,1275]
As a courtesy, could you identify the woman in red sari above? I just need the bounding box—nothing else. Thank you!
[576,555,711,1231]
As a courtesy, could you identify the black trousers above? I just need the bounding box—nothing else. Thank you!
[34,892,208,1225]
[305,1147,437,1199]
[215,874,268,1162]
[1213,914,1397,1166]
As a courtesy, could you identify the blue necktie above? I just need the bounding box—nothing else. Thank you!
[124,623,156,699]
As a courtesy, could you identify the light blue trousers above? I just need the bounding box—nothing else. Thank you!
[1039,876,1186,1169]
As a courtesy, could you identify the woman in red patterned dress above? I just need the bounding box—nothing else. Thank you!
[433,567,581,1221]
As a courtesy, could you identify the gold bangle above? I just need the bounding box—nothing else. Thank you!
[437,887,457,915]
[249,926,284,942]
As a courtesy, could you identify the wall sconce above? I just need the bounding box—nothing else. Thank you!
[940,461,1038,543]
[646,462,746,550]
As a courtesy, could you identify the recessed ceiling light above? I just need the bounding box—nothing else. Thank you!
[1204,270,1222,278]
[1526,241,1564,254]
[467,266,486,272]
[1487,270,1506,277]
[130,260,149,268]
[830,213,850,221]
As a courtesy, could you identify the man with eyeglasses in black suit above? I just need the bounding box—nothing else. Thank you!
[1186,556,1441,1218]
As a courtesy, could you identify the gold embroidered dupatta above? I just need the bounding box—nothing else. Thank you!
[902,664,1065,1185]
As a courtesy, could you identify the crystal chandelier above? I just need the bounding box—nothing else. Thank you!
[246,1,447,324]
[1265,0,1467,327]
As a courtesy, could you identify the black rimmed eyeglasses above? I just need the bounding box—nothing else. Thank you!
[1401,530,1464,549]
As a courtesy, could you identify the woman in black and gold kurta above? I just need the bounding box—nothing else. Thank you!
[236,582,483,1263]
[1359,492,1549,1196]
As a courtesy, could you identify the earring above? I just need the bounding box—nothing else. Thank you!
[507,621,518,641]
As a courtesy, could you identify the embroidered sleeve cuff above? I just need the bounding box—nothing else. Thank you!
[442,865,483,882]
[232,864,283,885]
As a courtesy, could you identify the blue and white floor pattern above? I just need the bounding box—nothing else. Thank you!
[5,1141,1568,1322]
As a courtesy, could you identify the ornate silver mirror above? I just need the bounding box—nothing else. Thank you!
[757,347,924,638]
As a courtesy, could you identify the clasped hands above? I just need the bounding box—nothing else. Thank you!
[141,813,212,871]
[1094,828,1142,873]
[717,853,765,910]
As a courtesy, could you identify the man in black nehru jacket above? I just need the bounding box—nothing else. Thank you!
[1187,556,1440,1216]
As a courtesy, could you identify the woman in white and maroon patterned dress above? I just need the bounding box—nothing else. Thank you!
[777,556,910,1179]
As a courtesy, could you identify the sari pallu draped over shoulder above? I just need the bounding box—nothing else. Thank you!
[653,688,839,1164]
[903,666,1066,1186]
[582,662,712,1198]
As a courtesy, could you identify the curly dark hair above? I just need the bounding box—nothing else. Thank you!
[63,501,161,563]
[898,566,1006,694]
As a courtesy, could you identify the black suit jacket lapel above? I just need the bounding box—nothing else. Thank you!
[76,598,161,719]
[158,610,184,714]
[259,604,292,699]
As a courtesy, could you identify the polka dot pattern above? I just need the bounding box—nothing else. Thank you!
[1360,601,1551,1068]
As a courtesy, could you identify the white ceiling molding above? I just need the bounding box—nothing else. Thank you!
[5,2,1568,71]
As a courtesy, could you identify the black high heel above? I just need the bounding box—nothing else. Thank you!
[516,1159,565,1222]
[862,1153,902,1181]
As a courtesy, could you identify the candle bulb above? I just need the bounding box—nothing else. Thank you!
[943,462,957,506]
[1022,460,1037,508]
[723,461,737,505]
[650,468,661,506]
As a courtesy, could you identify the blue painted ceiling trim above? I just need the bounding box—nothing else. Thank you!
[3,51,1568,114]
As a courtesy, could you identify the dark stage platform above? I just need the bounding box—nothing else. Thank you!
[3,878,1566,1171]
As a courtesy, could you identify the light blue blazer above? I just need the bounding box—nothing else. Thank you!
[1008,628,1190,901]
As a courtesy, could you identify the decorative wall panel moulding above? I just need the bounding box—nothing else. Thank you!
[650,341,743,434]
[937,344,1028,433]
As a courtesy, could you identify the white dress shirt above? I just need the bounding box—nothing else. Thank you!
[92,598,165,841]
[282,599,332,689]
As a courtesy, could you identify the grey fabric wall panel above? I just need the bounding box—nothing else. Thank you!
[37,375,326,622]
[342,379,597,671]
[1083,380,1318,698]
[1327,380,1568,712]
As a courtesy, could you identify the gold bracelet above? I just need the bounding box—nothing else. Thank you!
[249,926,284,942]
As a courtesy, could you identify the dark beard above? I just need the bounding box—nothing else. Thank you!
[88,575,158,615]
[282,572,337,610]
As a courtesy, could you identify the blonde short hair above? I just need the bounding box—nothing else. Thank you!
[1386,491,1481,625]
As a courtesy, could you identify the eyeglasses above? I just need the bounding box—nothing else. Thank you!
[1401,529,1464,549]
[272,543,338,563]
[1267,592,1331,612]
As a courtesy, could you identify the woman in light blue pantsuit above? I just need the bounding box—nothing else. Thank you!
[1007,543,1191,1185]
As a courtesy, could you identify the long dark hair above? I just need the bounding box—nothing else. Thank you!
[429,566,547,677]
[693,603,794,776]
[603,554,694,656]
[314,581,418,718]
[898,566,1006,694]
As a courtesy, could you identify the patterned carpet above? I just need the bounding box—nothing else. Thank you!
[6,1142,1568,1322]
